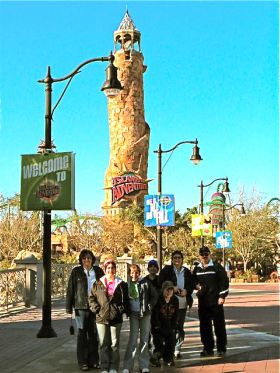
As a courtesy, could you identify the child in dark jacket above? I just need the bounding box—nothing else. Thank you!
[150,281,179,367]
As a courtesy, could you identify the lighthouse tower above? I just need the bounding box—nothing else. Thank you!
[102,11,150,216]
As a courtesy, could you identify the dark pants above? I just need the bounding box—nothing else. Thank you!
[153,329,176,363]
[75,309,99,367]
[198,303,227,352]
[175,308,187,353]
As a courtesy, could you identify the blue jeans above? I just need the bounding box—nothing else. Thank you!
[74,309,99,367]
[123,313,151,371]
[175,308,187,354]
[96,322,122,371]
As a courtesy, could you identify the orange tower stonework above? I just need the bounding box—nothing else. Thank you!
[102,11,150,216]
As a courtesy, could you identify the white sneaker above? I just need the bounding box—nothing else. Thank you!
[123,369,130,373]
[141,369,150,373]
[101,371,108,373]
[109,370,118,373]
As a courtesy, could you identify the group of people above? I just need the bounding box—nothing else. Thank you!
[66,246,229,373]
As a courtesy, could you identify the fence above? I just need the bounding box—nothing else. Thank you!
[0,259,149,315]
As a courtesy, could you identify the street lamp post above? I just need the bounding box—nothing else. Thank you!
[154,139,202,270]
[36,52,122,338]
[198,177,230,247]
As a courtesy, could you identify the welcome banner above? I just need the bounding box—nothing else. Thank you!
[20,152,75,211]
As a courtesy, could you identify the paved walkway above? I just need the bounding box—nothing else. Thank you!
[0,286,279,373]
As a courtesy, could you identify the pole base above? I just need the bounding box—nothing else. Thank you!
[37,325,57,338]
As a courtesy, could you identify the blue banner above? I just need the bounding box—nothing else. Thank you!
[144,195,175,227]
[216,231,232,249]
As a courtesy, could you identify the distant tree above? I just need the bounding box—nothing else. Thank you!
[99,215,135,257]
[0,194,41,262]
[227,200,278,272]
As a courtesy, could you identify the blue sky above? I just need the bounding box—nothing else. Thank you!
[0,1,278,215]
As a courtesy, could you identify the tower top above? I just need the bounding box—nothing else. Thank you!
[114,10,141,52]
[117,10,138,31]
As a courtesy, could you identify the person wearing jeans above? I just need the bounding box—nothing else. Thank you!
[89,259,129,373]
[123,264,157,373]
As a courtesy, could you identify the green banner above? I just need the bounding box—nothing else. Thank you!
[20,152,75,211]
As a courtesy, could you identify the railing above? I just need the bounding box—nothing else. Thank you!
[52,263,77,298]
[0,268,27,313]
[0,260,149,314]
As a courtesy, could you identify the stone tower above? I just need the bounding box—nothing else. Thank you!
[102,11,150,216]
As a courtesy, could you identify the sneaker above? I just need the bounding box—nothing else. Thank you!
[109,370,118,373]
[174,352,182,359]
[101,371,108,373]
[123,370,130,373]
[88,363,100,369]
[79,365,89,371]
[217,349,227,356]
[150,357,161,367]
[141,369,150,373]
[164,360,175,366]
[200,349,214,357]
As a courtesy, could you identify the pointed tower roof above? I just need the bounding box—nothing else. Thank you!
[114,10,141,52]
[118,10,138,31]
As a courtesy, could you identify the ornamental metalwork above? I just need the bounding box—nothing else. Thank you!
[0,268,26,312]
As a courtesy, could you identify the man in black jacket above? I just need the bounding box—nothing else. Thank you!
[66,249,104,371]
[158,250,193,359]
[192,246,229,357]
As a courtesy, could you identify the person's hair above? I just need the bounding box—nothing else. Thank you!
[129,264,141,274]
[104,259,116,269]
[79,249,95,265]
[171,250,183,259]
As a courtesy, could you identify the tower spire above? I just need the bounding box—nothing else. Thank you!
[114,10,141,52]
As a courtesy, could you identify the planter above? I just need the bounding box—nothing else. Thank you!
[251,275,260,283]
[235,278,245,283]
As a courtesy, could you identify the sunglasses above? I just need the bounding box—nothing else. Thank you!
[200,253,209,257]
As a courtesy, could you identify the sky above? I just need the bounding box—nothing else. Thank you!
[0,1,279,216]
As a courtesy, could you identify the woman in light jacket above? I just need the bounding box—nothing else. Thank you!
[89,259,130,373]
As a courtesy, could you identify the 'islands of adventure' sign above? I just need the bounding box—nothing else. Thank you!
[111,172,148,204]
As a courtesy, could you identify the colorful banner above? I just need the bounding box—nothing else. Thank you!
[111,172,148,205]
[215,231,232,248]
[144,194,175,227]
[20,152,75,211]
[191,214,213,237]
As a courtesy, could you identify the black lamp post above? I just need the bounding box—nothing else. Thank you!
[198,177,230,247]
[36,52,122,338]
[153,139,202,270]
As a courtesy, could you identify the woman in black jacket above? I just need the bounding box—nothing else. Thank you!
[66,249,104,371]
[89,259,130,373]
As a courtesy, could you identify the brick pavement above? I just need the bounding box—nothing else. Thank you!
[0,284,279,373]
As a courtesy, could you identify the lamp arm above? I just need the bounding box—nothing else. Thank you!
[199,177,227,188]
[224,203,243,211]
[38,54,113,118]
[38,55,111,84]
[160,139,197,154]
